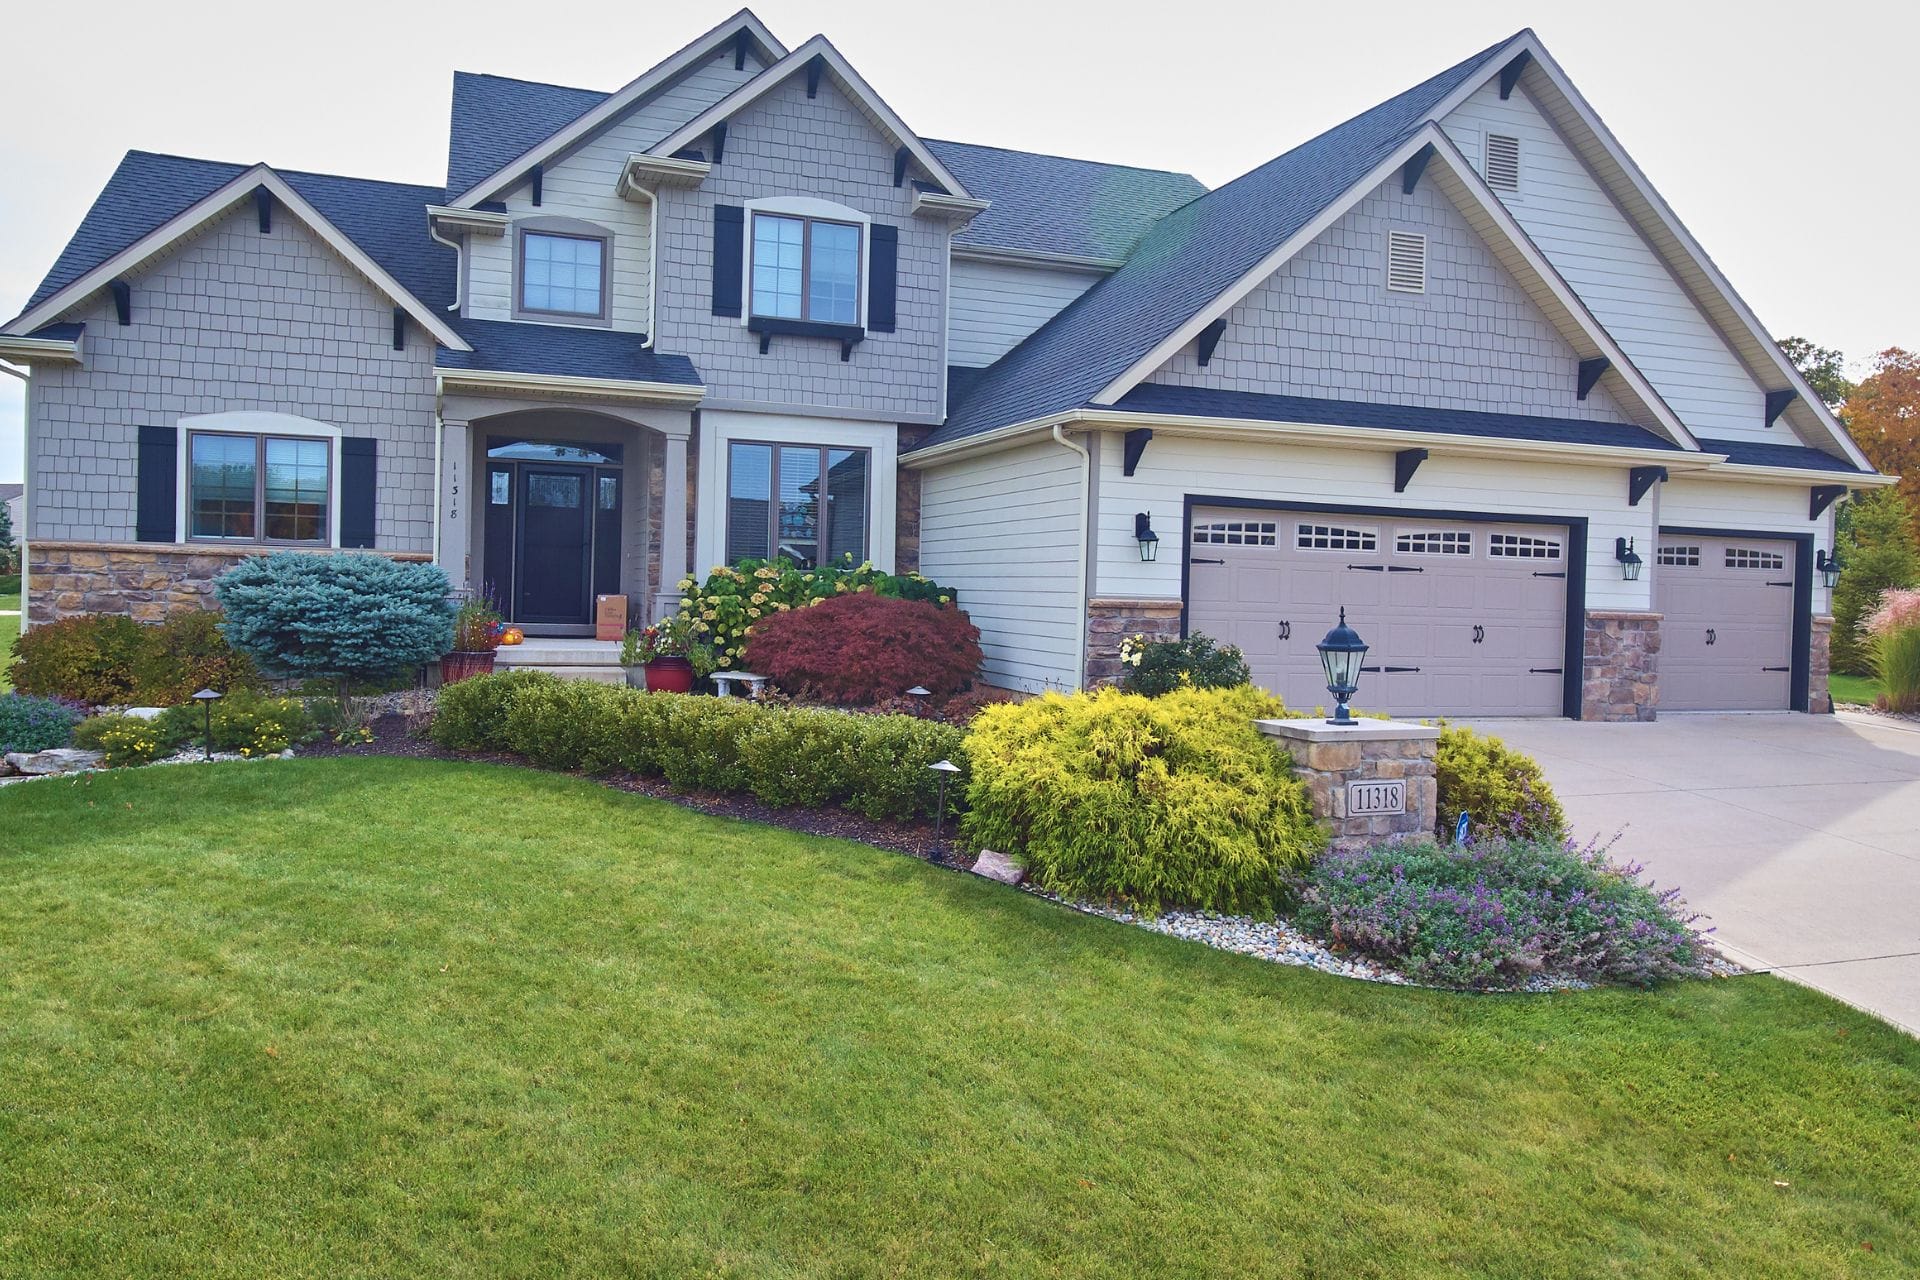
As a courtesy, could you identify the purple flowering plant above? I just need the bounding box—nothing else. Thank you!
[1294,833,1712,989]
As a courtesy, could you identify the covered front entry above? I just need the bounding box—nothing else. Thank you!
[483,440,623,626]
[1185,503,1577,718]
[1654,531,1804,711]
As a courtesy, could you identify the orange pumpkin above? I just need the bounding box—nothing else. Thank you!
[500,627,525,646]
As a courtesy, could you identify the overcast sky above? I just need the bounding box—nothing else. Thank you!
[3,0,1914,485]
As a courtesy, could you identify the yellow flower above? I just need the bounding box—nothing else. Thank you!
[747,607,761,619]
[718,654,733,667]
[835,582,848,592]
[750,592,766,605]
[679,597,692,608]
[938,595,950,604]
[702,609,717,621]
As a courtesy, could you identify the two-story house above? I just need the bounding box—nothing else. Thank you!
[0,10,1891,719]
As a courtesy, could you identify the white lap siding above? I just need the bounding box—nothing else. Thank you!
[947,258,1104,369]
[1091,433,1655,616]
[917,439,1086,692]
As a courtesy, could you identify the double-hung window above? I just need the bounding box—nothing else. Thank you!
[750,213,861,326]
[520,230,606,319]
[188,431,331,544]
[725,442,869,569]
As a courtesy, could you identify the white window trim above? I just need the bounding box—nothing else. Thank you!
[176,411,343,549]
[694,410,896,575]
[740,196,872,330]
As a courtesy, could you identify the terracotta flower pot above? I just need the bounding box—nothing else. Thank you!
[643,655,695,693]
[440,649,498,685]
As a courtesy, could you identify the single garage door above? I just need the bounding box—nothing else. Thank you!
[1186,508,1570,718]
[1653,534,1796,711]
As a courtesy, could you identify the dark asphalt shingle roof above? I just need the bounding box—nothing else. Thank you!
[1695,436,1865,474]
[446,72,611,198]
[916,33,1524,451]
[924,139,1205,262]
[1111,384,1680,451]
[10,151,455,324]
[436,316,702,386]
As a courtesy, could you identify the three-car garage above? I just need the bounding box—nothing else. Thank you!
[1181,502,1808,719]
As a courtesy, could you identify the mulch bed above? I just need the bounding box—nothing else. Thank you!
[299,713,970,868]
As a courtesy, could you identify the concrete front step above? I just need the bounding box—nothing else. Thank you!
[496,639,623,669]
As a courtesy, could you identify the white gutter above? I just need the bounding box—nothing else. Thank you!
[950,244,1123,273]
[0,361,25,381]
[0,335,81,365]
[1052,423,1092,691]
[427,221,465,313]
[1689,461,1898,488]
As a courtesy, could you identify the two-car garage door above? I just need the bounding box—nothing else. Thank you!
[1186,508,1571,718]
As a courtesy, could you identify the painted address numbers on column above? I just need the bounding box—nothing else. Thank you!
[1346,780,1406,816]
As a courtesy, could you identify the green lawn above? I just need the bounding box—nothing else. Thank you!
[0,572,17,691]
[1832,671,1886,706]
[3,760,1917,1278]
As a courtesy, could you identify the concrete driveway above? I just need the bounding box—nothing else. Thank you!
[1465,712,1920,1035]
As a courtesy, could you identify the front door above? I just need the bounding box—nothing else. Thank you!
[516,466,593,624]
[483,439,624,627]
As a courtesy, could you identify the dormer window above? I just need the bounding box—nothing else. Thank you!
[751,213,861,326]
[518,228,608,321]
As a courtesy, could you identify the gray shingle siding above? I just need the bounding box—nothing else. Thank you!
[1148,177,1632,423]
[652,73,945,420]
[28,206,437,549]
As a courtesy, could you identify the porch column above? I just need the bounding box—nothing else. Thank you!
[655,424,691,621]
[438,416,473,593]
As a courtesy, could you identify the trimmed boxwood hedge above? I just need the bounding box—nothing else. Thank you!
[431,673,965,823]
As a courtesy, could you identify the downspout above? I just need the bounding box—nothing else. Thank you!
[427,221,464,312]
[1052,423,1091,690]
[630,179,660,348]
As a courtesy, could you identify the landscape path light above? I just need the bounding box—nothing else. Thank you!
[928,759,962,842]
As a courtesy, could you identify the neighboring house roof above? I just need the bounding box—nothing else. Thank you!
[6,151,456,330]
[0,484,22,503]
[926,140,1205,263]
[918,32,1540,451]
[1112,384,1682,453]
[1694,437,1868,474]
[436,316,702,386]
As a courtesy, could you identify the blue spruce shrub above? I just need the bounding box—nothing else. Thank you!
[215,553,454,693]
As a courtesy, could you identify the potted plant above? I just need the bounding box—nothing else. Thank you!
[441,599,502,685]
[626,615,698,693]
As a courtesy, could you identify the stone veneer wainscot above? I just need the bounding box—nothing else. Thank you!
[1084,597,1183,687]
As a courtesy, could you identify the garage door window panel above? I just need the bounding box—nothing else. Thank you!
[1489,532,1562,560]
[1726,547,1786,570]
[1297,523,1378,552]
[1396,530,1473,556]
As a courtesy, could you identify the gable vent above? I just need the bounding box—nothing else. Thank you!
[1385,231,1426,294]
[1485,133,1521,192]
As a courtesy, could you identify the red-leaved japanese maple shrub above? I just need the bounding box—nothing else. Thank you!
[743,592,983,704]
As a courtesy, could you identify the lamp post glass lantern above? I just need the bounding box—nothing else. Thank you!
[192,688,222,761]
[1316,609,1368,726]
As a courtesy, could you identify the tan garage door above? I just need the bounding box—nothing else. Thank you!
[1185,508,1570,718]
[1654,534,1796,711]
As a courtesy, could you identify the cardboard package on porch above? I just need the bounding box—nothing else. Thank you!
[595,595,629,642]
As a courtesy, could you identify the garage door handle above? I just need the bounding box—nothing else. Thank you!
[1361,665,1421,673]
[1472,625,1485,644]
[1761,665,1790,672]
[1529,667,1564,675]
[1347,563,1386,572]
[1277,621,1291,640]
[1189,556,1224,565]
[1531,571,1568,579]
[1706,629,1716,646]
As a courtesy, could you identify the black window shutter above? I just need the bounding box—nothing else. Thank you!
[712,204,745,318]
[868,223,898,333]
[135,425,178,543]
[340,438,377,549]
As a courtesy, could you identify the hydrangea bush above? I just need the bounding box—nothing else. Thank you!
[1295,835,1711,989]
[676,557,956,672]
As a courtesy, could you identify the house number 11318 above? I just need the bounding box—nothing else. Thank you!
[1346,780,1406,816]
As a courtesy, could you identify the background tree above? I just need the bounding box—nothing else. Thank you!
[1841,348,1920,540]
[0,500,16,574]
[1780,336,1853,409]
[1831,487,1920,675]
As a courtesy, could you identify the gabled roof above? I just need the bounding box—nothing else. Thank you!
[926,140,1205,264]
[4,153,463,348]
[647,35,971,200]
[446,9,786,207]
[1694,437,1870,475]
[446,73,609,198]
[922,31,1615,451]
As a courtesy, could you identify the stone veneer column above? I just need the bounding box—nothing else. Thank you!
[1581,610,1661,722]
[1084,598,1183,687]
[1810,615,1834,714]
[1256,718,1440,853]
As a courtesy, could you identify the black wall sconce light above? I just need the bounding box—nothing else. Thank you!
[1615,536,1643,581]
[1134,512,1160,562]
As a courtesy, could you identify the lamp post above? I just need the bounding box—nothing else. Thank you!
[928,758,961,842]
[1614,536,1643,581]
[1315,609,1368,727]
[192,688,222,761]
[905,685,932,716]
